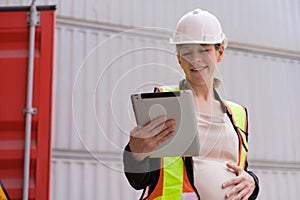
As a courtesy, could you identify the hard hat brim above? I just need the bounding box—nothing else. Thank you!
[169,37,228,49]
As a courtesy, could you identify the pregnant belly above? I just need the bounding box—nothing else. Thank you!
[193,159,237,200]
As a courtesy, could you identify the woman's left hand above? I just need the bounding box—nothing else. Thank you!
[222,162,256,200]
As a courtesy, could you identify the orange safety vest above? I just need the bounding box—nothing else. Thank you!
[143,85,249,200]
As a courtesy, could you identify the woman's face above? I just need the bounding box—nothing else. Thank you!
[177,44,224,88]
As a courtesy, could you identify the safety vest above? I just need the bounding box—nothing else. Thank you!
[144,85,249,200]
[0,180,10,200]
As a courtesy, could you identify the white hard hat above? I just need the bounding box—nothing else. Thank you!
[170,9,227,47]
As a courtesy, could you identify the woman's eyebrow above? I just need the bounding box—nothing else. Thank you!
[179,46,191,51]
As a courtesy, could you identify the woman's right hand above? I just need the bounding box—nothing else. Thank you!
[129,115,176,161]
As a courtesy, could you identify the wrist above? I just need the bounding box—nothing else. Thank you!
[128,142,149,161]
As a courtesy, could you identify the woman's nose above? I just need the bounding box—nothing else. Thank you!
[191,52,203,64]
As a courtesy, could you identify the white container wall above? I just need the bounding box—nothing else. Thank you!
[53,24,181,150]
[51,159,141,200]
[1,0,299,199]
[48,0,300,52]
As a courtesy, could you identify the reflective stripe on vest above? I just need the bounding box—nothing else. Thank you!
[147,157,196,200]
[154,85,180,93]
[144,86,248,200]
[224,100,248,169]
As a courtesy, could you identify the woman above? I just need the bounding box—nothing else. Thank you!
[123,8,259,200]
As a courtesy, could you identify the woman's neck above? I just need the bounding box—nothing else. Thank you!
[184,79,224,115]
[185,79,214,102]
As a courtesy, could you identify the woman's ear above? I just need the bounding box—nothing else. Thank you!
[217,45,225,62]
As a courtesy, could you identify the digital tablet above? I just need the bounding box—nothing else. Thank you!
[131,90,201,157]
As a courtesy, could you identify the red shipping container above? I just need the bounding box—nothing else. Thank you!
[0,5,56,200]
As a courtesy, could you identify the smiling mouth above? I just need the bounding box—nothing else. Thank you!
[190,66,208,72]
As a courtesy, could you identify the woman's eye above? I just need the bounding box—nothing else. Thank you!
[182,52,191,56]
[199,49,209,54]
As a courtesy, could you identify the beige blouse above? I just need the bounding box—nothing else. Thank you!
[179,79,239,199]
[192,112,239,200]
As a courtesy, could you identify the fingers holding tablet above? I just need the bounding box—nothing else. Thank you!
[129,116,176,161]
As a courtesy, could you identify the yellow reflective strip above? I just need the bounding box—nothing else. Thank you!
[163,157,183,199]
[225,101,249,168]
[160,86,180,92]
[226,101,248,150]
[226,101,246,131]
[0,185,8,200]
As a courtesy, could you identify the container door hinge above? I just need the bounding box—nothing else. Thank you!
[23,107,37,115]
[27,5,40,26]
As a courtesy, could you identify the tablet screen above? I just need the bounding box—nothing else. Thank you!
[131,90,201,157]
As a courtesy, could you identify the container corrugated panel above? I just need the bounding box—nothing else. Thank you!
[2,0,300,50]
[53,25,182,152]
[254,169,300,199]
[0,5,55,200]
[51,159,141,200]
[52,0,300,52]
